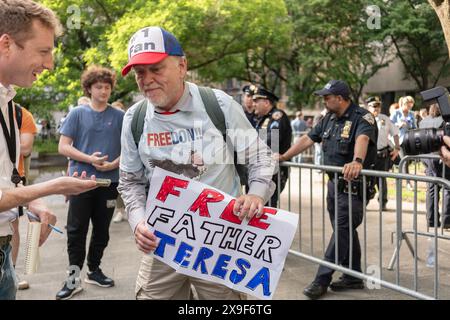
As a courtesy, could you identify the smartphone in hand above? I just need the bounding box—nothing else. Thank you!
[95,178,111,187]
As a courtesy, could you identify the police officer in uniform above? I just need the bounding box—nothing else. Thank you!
[276,80,377,299]
[367,96,400,211]
[253,87,292,207]
[241,84,257,128]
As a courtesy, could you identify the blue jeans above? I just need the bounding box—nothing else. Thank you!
[0,244,17,300]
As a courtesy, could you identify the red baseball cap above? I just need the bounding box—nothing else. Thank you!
[122,26,184,76]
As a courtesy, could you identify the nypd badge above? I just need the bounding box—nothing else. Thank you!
[272,111,283,121]
[341,121,352,139]
[262,118,270,129]
[362,113,375,125]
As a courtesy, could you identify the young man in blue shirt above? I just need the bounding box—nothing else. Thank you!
[57,66,124,300]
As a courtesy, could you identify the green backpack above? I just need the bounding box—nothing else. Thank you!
[130,86,248,186]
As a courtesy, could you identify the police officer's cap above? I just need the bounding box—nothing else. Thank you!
[314,79,350,98]
[252,87,279,103]
[242,84,257,96]
[366,96,381,108]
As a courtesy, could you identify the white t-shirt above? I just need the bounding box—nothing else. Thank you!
[0,83,20,236]
[120,82,259,198]
[375,113,399,150]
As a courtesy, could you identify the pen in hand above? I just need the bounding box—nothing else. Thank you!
[26,210,64,234]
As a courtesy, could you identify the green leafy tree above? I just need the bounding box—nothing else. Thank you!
[17,0,290,116]
[377,0,450,91]
[16,0,128,117]
[106,0,291,94]
[15,0,447,117]
[279,0,392,108]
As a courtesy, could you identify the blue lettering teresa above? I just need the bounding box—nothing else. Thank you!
[229,258,251,284]
[211,254,231,280]
[246,267,271,297]
[192,247,214,274]
[173,241,193,268]
[154,230,176,258]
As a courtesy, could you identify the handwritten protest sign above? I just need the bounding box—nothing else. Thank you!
[145,167,298,299]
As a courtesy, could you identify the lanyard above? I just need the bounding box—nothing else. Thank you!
[0,100,21,185]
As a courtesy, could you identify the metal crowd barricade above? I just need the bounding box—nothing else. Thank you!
[274,161,450,300]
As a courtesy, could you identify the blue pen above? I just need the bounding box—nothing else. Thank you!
[26,210,64,234]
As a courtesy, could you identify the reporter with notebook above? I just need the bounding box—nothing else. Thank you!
[0,0,97,300]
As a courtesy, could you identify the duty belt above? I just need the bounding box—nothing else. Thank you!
[328,175,376,200]
[0,235,12,247]
[377,146,390,158]
[328,174,361,194]
[338,176,360,195]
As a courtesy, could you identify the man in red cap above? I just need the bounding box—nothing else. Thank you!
[118,26,277,300]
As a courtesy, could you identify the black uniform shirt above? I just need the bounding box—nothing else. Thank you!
[255,107,292,154]
[308,102,378,169]
[244,110,257,128]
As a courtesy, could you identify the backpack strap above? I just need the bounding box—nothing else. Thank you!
[14,103,22,130]
[198,86,249,186]
[131,99,148,147]
[198,86,226,138]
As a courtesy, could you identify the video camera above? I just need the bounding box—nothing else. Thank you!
[401,86,450,155]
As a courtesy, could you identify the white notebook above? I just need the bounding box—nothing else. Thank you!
[24,221,41,275]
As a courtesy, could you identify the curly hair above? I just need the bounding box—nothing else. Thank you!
[0,0,62,44]
[81,66,116,98]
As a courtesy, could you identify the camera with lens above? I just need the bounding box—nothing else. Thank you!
[401,86,450,155]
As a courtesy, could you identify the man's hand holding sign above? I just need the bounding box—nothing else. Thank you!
[136,167,298,300]
[233,194,265,221]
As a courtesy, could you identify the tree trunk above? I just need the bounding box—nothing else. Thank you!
[429,0,450,57]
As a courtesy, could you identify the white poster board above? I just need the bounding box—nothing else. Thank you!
[145,167,298,299]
